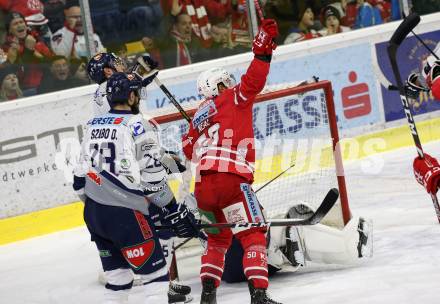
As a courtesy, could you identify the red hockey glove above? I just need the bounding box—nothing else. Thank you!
[413,153,440,194]
[430,63,440,100]
[252,19,279,58]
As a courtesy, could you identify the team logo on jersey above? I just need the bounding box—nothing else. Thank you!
[93,53,103,61]
[120,159,131,170]
[192,100,217,130]
[121,240,155,270]
[131,122,145,136]
[113,117,124,125]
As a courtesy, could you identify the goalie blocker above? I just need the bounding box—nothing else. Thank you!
[222,204,373,283]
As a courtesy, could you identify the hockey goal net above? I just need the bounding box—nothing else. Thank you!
[150,80,351,230]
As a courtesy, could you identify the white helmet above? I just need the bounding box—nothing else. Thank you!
[197,67,236,98]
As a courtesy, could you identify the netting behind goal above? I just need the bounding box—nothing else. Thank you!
[151,80,350,229]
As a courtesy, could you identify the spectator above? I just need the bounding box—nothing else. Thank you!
[2,11,52,95]
[169,0,213,48]
[230,0,252,48]
[70,57,90,83]
[336,0,358,28]
[284,2,321,44]
[264,0,297,38]
[0,65,23,101]
[318,5,350,36]
[42,0,65,33]
[89,0,121,46]
[411,0,440,16]
[25,13,51,45]
[140,37,164,69]
[119,0,164,41]
[354,0,383,29]
[38,55,88,93]
[204,22,240,60]
[0,0,44,17]
[161,13,202,68]
[370,0,391,22]
[51,0,105,59]
[203,0,233,24]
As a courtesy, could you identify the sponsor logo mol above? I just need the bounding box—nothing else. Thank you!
[126,248,145,258]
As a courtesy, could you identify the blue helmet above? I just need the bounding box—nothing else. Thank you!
[106,72,142,106]
[87,52,123,84]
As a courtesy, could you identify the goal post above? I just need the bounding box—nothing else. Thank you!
[150,80,351,229]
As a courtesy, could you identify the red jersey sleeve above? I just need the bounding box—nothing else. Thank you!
[182,129,195,161]
[234,57,270,105]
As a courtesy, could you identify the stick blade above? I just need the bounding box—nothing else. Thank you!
[307,188,340,225]
[390,12,420,46]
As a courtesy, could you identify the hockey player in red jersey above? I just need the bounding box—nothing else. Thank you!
[182,19,281,304]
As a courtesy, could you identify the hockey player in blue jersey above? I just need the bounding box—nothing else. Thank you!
[73,72,199,304]
[87,54,193,303]
[86,52,158,115]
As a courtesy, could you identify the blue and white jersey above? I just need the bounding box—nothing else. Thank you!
[93,82,110,116]
[73,109,173,214]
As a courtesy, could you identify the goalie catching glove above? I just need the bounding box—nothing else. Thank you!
[252,19,279,61]
[163,200,199,238]
[413,153,440,194]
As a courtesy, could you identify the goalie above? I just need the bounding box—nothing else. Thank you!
[221,203,373,283]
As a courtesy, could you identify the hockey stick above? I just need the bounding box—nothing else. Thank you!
[401,12,439,60]
[157,188,339,230]
[254,162,295,193]
[387,12,440,223]
[136,57,191,123]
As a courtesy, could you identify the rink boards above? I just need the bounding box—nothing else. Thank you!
[1,13,440,245]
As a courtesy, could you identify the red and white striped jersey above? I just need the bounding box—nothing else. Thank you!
[182,58,270,182]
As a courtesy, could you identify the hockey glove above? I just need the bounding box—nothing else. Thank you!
[252,19,279,61]
[163,202,199,238]
[429,63,440,100]
[161,150,186,174]
[131,55,159,87]
[405,73,429,100]
[413,153,440,194]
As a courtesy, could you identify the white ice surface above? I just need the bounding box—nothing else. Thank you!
[1,141,440,304]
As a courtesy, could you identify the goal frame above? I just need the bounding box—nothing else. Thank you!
[153,80,351,225]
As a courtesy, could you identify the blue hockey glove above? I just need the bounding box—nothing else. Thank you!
[163,202,199,238]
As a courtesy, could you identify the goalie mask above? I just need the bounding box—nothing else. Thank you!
[197,67,236,99]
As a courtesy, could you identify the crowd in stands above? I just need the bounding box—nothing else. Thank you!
[0,0,437,102]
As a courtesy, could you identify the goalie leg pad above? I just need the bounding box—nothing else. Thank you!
[301,216,373,265]
[284,226,306,268]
